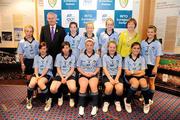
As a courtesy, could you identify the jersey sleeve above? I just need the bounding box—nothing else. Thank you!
[140,41,145,55]
[98,33,103,48]
[71,55,76,68]
[78,37,85,51]
[115,32,120,43]
[123,57,129,70]
[64,35,69,42]
[141,56,147,70]
[17,41,24,54]
[76,54,82,67]
[102,55,107,67]
[118,55,122,67]
[94,37,99,51]
[155,41,163,56]
[46,56,53,69]
[33,55,39,68]
[97,56,102,67]
[35,41,40,54]
[54,54,61,67]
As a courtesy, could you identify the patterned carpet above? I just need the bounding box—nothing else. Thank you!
[0,85,179,120]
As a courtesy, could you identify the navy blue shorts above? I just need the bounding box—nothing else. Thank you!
[102,75,123,84]
[32,74,52,81]
[24,58,34,75]
[125,75,145,81]
[79,74,98,80]
[145,64,156,77]
[54,75,75,81]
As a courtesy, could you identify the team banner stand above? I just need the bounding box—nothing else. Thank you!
[44,0,133,36]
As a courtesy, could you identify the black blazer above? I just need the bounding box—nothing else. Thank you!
[40,25,66,60]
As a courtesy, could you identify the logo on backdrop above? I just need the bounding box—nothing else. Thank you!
[44,0,133,33]
[83,0,92,6]
[66,14,75,24]
[119,0,128,8]
[48,0,57,8]
[102,14,108,22]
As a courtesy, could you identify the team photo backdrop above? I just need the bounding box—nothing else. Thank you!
[44,0,133,35]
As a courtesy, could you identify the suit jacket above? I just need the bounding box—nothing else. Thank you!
[40,25,66,60]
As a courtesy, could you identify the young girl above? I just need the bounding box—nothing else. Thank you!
[141,25,163,104]
[17,25,39,85]
[77,38,101,117]
[26,42,53,111]
[64,22,81,61]
[99,18,119,57]
[78,22,99,54]
[45,41,77,111]
[102,41,123,112]
[124,42,150,114]
[117,18,140,58]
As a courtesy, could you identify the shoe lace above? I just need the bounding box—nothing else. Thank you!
[115,102,120,105]
[46,100,51,107]
[144,104,149,108]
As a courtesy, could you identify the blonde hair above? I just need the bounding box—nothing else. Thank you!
[106,18,114,26]
[147,25,157,39]
[24,25,34,32]
[107,40,117,48]
[85,22,94,29]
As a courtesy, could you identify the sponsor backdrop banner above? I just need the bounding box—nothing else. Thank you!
[44,0,133,35]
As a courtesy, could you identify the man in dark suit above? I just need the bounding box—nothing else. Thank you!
[40,12,66,75]
[40,12,66,61]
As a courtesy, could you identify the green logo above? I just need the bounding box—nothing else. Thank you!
[48,0,57,8]
[119,0,128,8]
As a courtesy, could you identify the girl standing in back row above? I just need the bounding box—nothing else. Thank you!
[99,18,119,57]
[64,22,82,61]
[17,25,39,86]
[78,22,99,54]
[141,25,163,104]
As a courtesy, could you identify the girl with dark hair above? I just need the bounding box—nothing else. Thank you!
[64,22,82,61]
[45,41,77,111]
[26,42,53,111]
[124,42,150,114]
